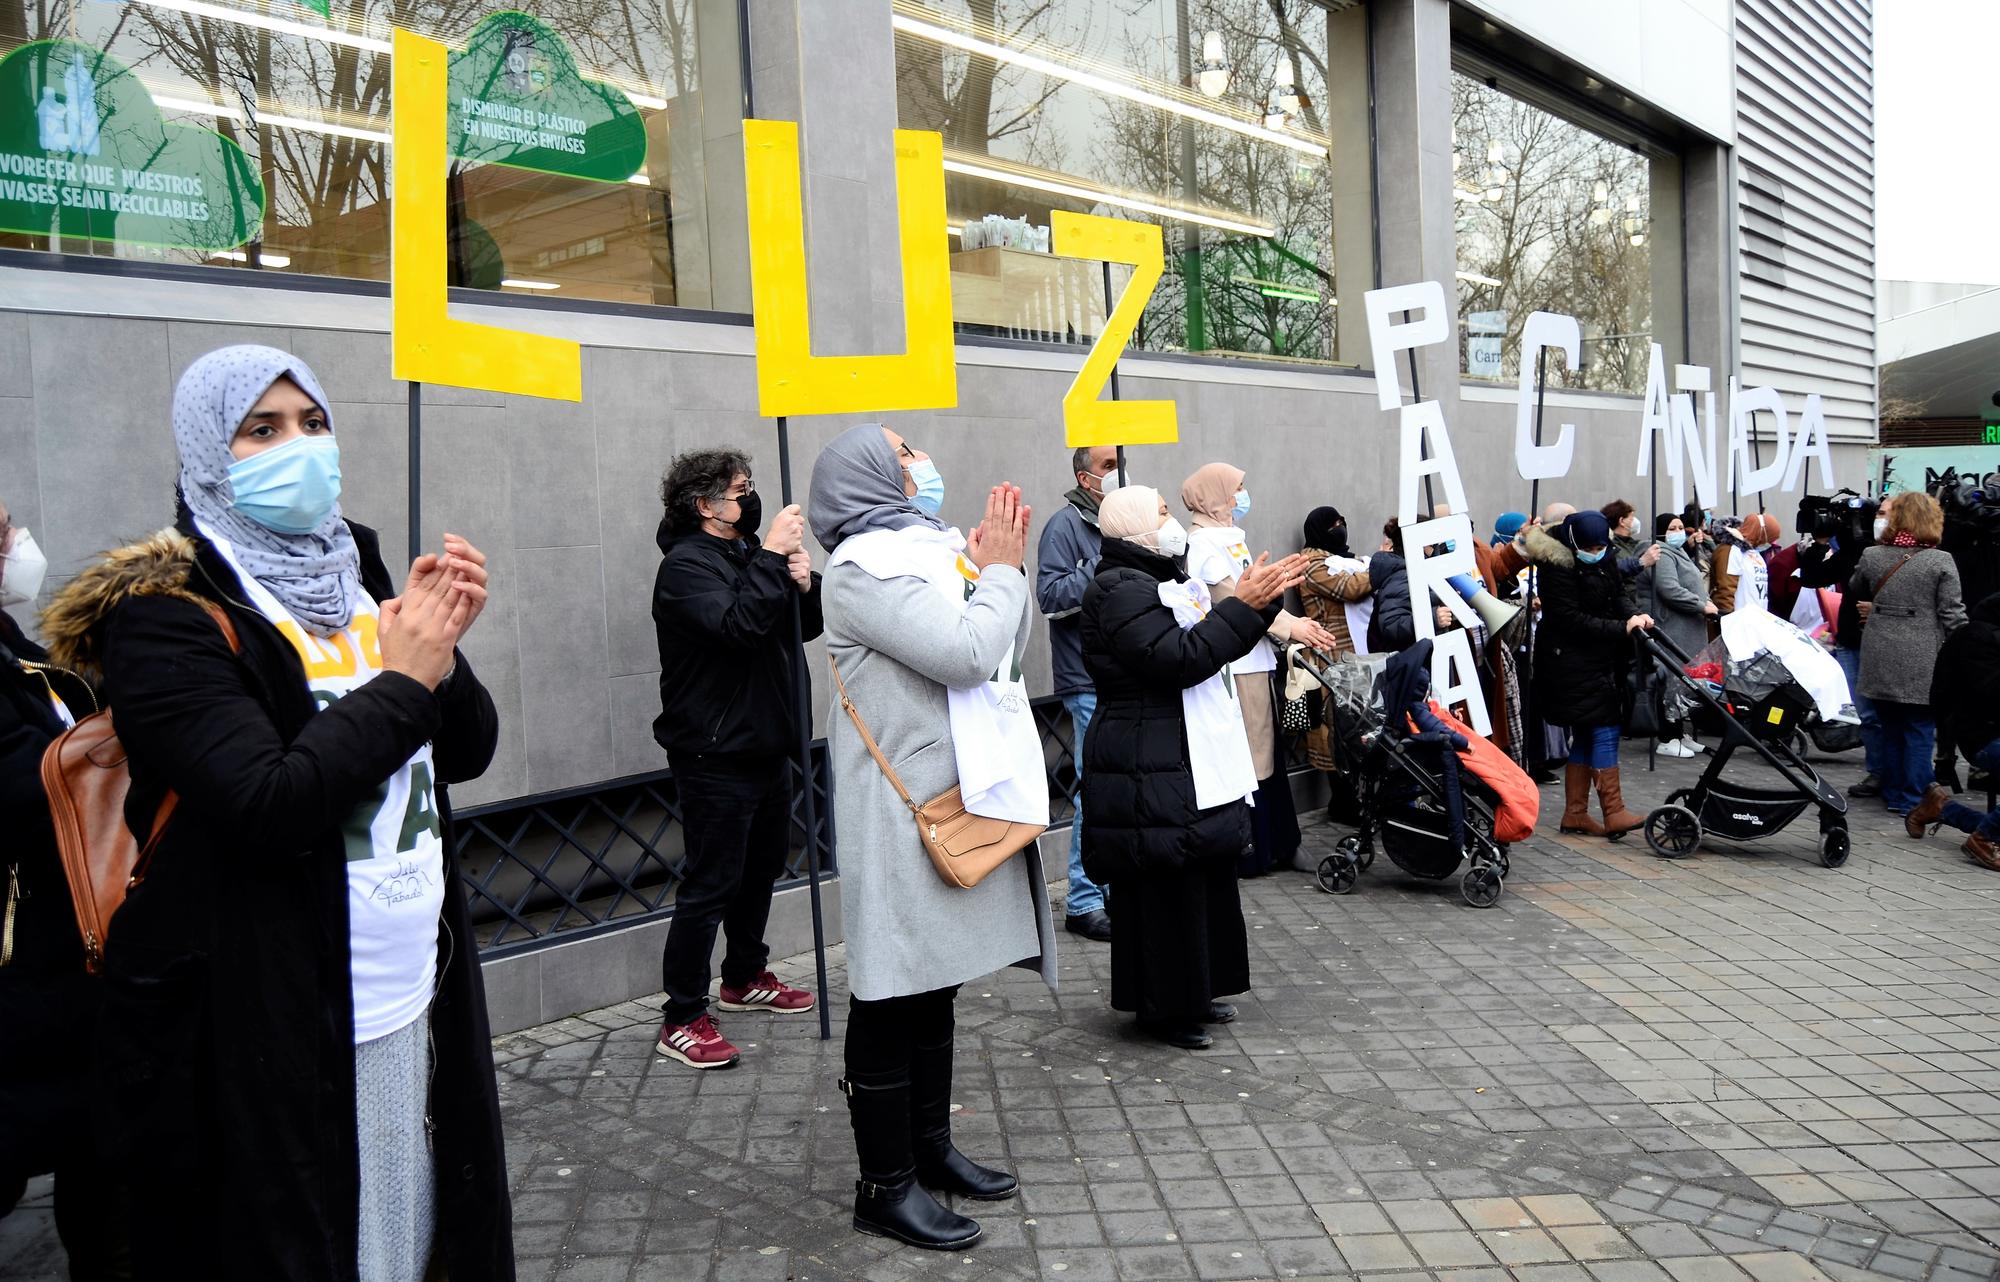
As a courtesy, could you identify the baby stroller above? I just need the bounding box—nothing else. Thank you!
[1637,626,1852,867]
[1301,641,1538,908]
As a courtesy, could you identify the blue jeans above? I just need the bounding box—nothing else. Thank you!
[1834,646,1885,778]
[1567,724,1620,769]
[1063,692,1106,916]
[1873,700,1936,813]
[1938,739,2000,842]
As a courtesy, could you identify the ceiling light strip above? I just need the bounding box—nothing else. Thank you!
[941,157,1274,238]
[134,0,390,53]
[128,0,668,110]
[151,93,392,143]
[894,13,1326,159]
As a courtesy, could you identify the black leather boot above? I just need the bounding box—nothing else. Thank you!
[911,1038,1019,1200]
[843,1072,982,1249]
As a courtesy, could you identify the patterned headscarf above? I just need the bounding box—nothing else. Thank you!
[172,345,361,635]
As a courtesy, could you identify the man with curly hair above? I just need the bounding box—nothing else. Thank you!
[651,448,821,1069]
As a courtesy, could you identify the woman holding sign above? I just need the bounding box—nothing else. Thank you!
[1080,486,1306,1050]
[810,423,1054,1252]
[1179,463,1338,876]
[42,346,509,1280]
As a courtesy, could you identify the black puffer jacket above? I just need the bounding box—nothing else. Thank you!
[1078,538,1278,883]
[1367,551,1413,652]
[1931,591,2000,754]
[1524,524,1634,728]
[0,617,101,1193]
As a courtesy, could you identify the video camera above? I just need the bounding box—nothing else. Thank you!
[1925,468,2000,607]
[1794,489,1875,545]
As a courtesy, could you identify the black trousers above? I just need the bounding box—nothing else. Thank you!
[660,751,793,1025]
[846,986,961,1077]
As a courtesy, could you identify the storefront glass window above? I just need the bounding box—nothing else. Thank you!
[895,0,1347,364]
[0,0,729,307]
[1452,73,1656,393]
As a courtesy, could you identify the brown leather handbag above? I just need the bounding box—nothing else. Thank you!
[40,602,239,973]
[829,658,1044,889]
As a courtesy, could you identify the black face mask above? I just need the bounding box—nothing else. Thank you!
[729,491,763,537]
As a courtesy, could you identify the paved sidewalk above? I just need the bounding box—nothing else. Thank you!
[5,750,1999,1280]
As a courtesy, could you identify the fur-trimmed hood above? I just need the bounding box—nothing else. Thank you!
[1518,522,1574,569]
[40,529,207,676]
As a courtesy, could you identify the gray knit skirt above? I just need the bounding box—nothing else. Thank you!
[355,1010,437,1282]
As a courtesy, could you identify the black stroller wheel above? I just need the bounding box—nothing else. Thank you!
[1337,833,1374,870]
[1645,804,1702,859]
[1665,788,1692,809]
[1316,853,1360,895]
[1496,846,1511,878]
[1461,866,1503,908]
[1818,828,1851,869]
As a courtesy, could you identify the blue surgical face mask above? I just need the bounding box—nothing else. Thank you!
[1665,531,1687,548]
[1444,539,1458,554]
[1231,489,1251,523]
[907,458,945,517]
[1576,547,1608,564]
[227,434,341,534]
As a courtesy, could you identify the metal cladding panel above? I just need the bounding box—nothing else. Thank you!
[1736,0,1876,439]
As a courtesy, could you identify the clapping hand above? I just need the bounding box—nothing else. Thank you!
[1291,618,1339,651]
[1236,553,1308,609]
[967,484,1031,571]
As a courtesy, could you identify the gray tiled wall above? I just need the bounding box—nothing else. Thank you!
[0,308,1875,812]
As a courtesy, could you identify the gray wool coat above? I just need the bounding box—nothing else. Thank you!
[822,559,1058,1002]
[1850,546,1967,705]
[1648,544,1712,661]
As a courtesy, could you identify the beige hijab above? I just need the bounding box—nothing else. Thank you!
[1181,462,1244,529]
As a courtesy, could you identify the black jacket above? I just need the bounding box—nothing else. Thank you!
[1524,525,1634,728]
[1077,538,1277,883]
[1034,489,1103,698]
[1931,591,2000,753]
[0,615,103,1188]
[1367,552,1413,652]
[54,514,510,1282]
[652,518,823,760]
[1797,536,1866,649]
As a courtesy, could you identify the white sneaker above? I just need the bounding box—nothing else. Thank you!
[1656,740,1695,758]
[1681,735,1705,754]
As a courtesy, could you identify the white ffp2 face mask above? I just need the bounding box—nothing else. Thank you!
[1873,516,1889,541]
[1155,517,1189,559]
[1,529,48,607]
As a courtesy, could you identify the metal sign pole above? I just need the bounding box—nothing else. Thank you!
[776,414,833,1041]
[407,381,422,567]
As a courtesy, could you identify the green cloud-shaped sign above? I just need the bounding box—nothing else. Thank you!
[448,12,648,184]
[0,40,264,251]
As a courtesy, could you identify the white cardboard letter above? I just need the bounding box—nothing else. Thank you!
[1669,365,1719,510]
[1636,343,1671,478]
[1729,378,1790,496]
[1513,311,1579,481]
[1783,393,1837,492]
[1429,629,1492,736]
[1402,513,1480,639]
[1364,281,1452,410]
[1397,402,1471,524]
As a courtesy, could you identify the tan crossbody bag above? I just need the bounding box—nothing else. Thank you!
[829,657,1045,889]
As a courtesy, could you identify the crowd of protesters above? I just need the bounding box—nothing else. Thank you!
[4,342,1995,1274]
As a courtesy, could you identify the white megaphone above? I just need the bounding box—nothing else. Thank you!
[1447,572,1525,645]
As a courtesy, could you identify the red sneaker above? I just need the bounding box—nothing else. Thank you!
[717,970,816,1014]
[655,1013,741,1069]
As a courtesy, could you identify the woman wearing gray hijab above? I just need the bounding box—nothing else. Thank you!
[41,345,511,1281]
[810,422,1055,1252]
